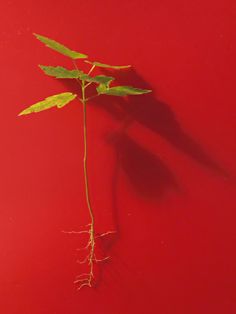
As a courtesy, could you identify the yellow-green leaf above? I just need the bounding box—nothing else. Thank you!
[39,65,83,78]
[34,33,88,59]
[85,60,131,69]
[18,92,77,116]
[97,86,152,96]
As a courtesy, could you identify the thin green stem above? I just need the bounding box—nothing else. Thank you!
[72,60,82,87]
[73,67,110,290]
[88,64,96,75]
[84,82,93,88]
[81,80,95,287]
[85,94,99,102]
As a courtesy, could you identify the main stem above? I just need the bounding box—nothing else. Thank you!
[81,80,95,286]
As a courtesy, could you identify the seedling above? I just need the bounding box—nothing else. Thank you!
[18,34,152,290]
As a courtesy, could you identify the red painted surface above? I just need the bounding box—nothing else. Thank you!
[0,1,236,313]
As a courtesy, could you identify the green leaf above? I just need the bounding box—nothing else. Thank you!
[77,73,114,85]
[39,65,115,86]
[94,77,114,94]
[18,92,77,116]
[97,86,152,96]
[34,33,88,59]
[96,84,108,94]
[85,60,131,69]
[92,75,114,85]
[39,65,83,78]
[81,74,114,85]
[78,73,94,82]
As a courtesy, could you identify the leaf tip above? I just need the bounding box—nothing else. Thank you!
[33,32,41,39]
[38,64,48,72]
[18,110,27,116]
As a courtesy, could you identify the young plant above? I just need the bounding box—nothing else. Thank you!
[18,34,152,290]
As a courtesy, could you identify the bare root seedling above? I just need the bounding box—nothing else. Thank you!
[18,33,151,290]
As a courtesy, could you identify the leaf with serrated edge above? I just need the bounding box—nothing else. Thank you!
[80,75,114,85]
[85,60,131,69]
[39,65,83,78]
[34,33,88,59]
[18,92,77,116]
[92,75,114,85]
[78,73,114,85]
[38,66,114,85]
[98,86,151,96]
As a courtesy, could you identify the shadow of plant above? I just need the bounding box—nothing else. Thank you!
[95,68,227,176]
[60,66,228,205]
[107,132,178,199]
[59,68,228,286]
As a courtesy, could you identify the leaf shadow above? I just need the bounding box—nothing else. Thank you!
[59,70,230,228]
[93,68,228,177]
[59,70,230,286]
[107,132,179,199]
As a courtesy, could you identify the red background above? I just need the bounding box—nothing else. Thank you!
[0,0,236,313]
